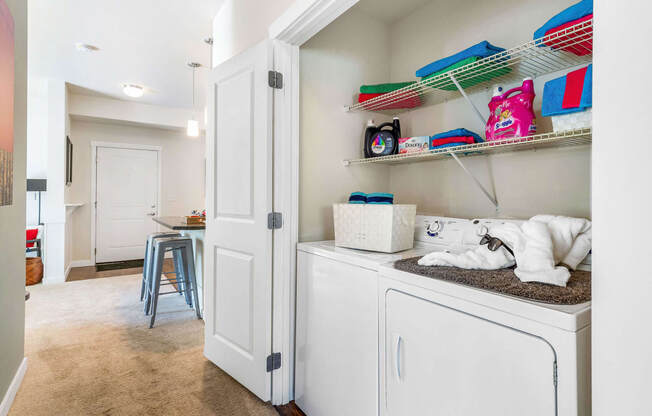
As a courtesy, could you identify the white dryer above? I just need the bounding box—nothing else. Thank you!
[379,216,591,416]
[295,240,432,416]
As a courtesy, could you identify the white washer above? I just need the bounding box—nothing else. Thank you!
[295,241,432,416]
[295,215,591,416]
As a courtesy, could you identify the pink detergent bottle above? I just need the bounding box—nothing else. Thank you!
[485,78,536,141]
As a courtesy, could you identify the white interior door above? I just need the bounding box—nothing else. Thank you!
[204,39,274,401]
[96,146,158,263]
[385,290,557,416]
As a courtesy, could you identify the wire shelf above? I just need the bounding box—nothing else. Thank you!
[346,18,593,113]
[343,128,592,166]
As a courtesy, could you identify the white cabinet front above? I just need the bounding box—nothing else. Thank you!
[384,290,557,416]
[295,251,378,416]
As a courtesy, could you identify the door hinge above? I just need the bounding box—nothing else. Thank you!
[266,352,281,372]
[94,248,97,254]
[268,70,283,89]
[553,361,558,388]
[267,212,283,230]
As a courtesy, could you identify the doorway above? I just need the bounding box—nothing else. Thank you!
[91,143,161,264]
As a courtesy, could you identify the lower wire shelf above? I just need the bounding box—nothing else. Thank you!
[343,128,592,166]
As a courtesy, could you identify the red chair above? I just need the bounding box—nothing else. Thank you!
[26,228,41,258]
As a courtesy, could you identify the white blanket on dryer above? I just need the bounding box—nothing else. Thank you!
[418,215,592,287]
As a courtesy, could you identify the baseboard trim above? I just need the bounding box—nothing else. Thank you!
[0,357,27,416]
[70,260,93,268]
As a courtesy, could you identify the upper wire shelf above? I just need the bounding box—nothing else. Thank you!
[346,18,593,113]
[343,128,592,166]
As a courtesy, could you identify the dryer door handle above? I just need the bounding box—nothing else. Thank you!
[395,335,403,381]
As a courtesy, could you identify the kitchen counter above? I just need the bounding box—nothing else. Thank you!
[152,216,206,313]
[152,216,205,230]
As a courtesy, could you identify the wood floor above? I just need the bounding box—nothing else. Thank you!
[67,258,175,281]
[275,402,306,416]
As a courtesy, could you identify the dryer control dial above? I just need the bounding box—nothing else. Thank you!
[426,220,442,237]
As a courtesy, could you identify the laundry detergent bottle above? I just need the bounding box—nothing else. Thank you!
[485,78,536,141]
[364,117,401,158]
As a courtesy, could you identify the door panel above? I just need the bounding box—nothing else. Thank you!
[214,247,254,355]
[215,68,254,218]
[385,290,556,416]
[204,39,273,402]
[96,147,158,263]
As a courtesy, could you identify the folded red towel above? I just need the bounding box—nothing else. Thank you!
[562,66,588,109]
[544,14,593,56]
[429,136,477,147]
[358,92,422,110]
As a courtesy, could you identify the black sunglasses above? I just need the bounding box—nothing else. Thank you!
[480,234,514,257]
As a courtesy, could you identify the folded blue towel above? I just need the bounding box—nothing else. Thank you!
[580,64,592,108]
[534,0,593,40]
[542,66,592,117]
[542,77,580,117]
[430,142,469,150]
[432,128,484,143]
[416,41,506,78]
[367,192,394,205]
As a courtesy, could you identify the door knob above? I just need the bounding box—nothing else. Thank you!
[147,213,156,216]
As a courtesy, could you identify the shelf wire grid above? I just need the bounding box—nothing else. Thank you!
[346,19,593,113]
[343,128,592,166]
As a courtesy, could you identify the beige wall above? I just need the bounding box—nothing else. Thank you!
[386,0,591,220]
[299,7,393,241]
[299,0,591,242]
[0,0,27,401]
[67,119,205,262]
[212,0,296,67]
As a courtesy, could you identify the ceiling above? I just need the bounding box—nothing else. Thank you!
[28,0,222,108]
[353,0,434,23]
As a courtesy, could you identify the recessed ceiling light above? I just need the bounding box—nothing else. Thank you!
[75,43,99,52]
[122,84,144,98]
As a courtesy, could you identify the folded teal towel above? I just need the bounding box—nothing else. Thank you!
[416,41,506,78]
[367,193,394,204]
[432,128,483,143]
[349,192,367,204]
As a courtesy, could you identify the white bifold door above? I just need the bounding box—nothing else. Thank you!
[95,146,158,263]
[204,39,274,401]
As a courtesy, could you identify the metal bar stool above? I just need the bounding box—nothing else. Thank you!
[146,236,201,328]
[140,232,182,305]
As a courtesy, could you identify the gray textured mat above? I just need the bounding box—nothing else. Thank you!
[393,257,591,305]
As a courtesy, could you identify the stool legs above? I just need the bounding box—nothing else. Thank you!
[181,244,202,319]
[148,243,166,328]
[140,239,151,302]
[146,237,201,328]
[172,248,192,306]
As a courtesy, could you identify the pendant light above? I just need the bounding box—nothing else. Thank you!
[187,62,201,137]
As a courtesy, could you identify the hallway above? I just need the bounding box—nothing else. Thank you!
[11,275,278,416]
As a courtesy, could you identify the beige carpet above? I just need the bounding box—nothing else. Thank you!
[11,275,278,416]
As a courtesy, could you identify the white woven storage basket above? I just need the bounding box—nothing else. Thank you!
[552,108,592,132]
[333,204,416,253]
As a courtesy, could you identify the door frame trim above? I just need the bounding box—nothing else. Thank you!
[268,0,359,405]
[90,141,162,265]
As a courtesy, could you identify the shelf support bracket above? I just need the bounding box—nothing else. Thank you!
[450,152,498,209]
[450,74,487,128]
